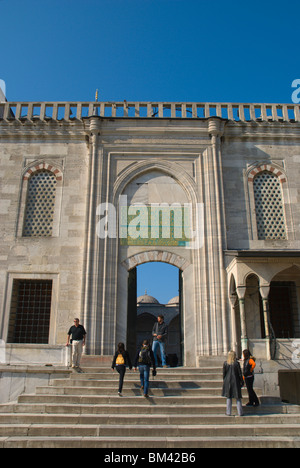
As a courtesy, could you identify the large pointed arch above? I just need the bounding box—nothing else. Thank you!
[114,156,199,366]
[113,158,200,207]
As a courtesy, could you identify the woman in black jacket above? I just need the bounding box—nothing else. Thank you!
[111,342,132,396]
[222,350,244,416]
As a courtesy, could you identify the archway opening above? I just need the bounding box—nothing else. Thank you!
[127,262,183,366]
[269,266,300,339]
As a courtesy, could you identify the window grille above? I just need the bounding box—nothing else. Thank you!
[253,171,287,240]
[8,280,52,344]
[23,170,57,237]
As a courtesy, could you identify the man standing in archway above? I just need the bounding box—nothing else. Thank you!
[152,315,168,368]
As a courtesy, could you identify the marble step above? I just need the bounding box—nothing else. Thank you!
[1,435,300,449]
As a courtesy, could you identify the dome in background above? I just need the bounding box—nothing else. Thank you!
[137,291,160,304]
[168,296,179,305]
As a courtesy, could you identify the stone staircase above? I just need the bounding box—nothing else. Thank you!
[0,364,300,448]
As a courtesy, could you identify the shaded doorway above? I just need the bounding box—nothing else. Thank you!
[126,268,137,360]
[269,281,297,339]
[136,313,156,349]
[127,262,183,365]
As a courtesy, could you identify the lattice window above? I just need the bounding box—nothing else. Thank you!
[253,171,287,240]
[23,170,57,237]
[7,280,52,344]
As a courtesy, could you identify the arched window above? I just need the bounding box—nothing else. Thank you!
[23,170,57,237]
[253,171,287,240]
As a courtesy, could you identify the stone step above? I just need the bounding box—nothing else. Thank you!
[2,435,300,449]
[36,385,261,398]
[69,372,223,381]
[78,366,223,374]
[1,365,299,448]
[0,423,300,438]
[80,356,225,368]
[3,401,295,416]
[80,356,112,367]
[17,393,257,406]
[1,412,300,426]
[50,378,224,389]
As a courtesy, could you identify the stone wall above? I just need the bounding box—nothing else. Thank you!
[0,101,300,365]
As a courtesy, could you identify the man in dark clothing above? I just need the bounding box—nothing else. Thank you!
[66,318,86,369]
[152,315,168,367]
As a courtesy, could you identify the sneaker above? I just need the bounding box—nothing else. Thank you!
[118,392,123,397]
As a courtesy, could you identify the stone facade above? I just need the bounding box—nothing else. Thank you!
[0,101,300,366]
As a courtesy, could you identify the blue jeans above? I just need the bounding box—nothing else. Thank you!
[139,365,150,395]
[226,398,243,416]
[152,340,167,366]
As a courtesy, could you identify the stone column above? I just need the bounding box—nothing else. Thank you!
[236,286,248,352]
[229,294,238,353]
[259,284,271,360]
[82,116,102,355]
[206,118,228,354]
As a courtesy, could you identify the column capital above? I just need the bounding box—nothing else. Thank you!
[236,285,247,300]
[259,284,270,300]
[208,117,225,138]
[229,294,238,307]
[88,116,102,135]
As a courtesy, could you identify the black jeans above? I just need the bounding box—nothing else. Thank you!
[116,365,126,393]
[245,376,259,405]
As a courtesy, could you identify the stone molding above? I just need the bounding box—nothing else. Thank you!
[122,250,190,272]
[247,164,287,184]
[23,162,63,181]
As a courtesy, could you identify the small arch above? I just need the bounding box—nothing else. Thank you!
[122,250,190,272]
[247,163,287,184]
[244,271,260,286]
[23,162,63,181]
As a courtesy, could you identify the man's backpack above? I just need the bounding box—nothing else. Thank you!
[138,347,151,365]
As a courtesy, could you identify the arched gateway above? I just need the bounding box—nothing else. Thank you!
[50,115,232,367]
[121,253,186,364]
[115,167,198,366]
[81,117,230,366]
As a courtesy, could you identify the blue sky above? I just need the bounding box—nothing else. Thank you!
[1,0,299,302]
[1,0,299,104]
[137,263,179,304]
